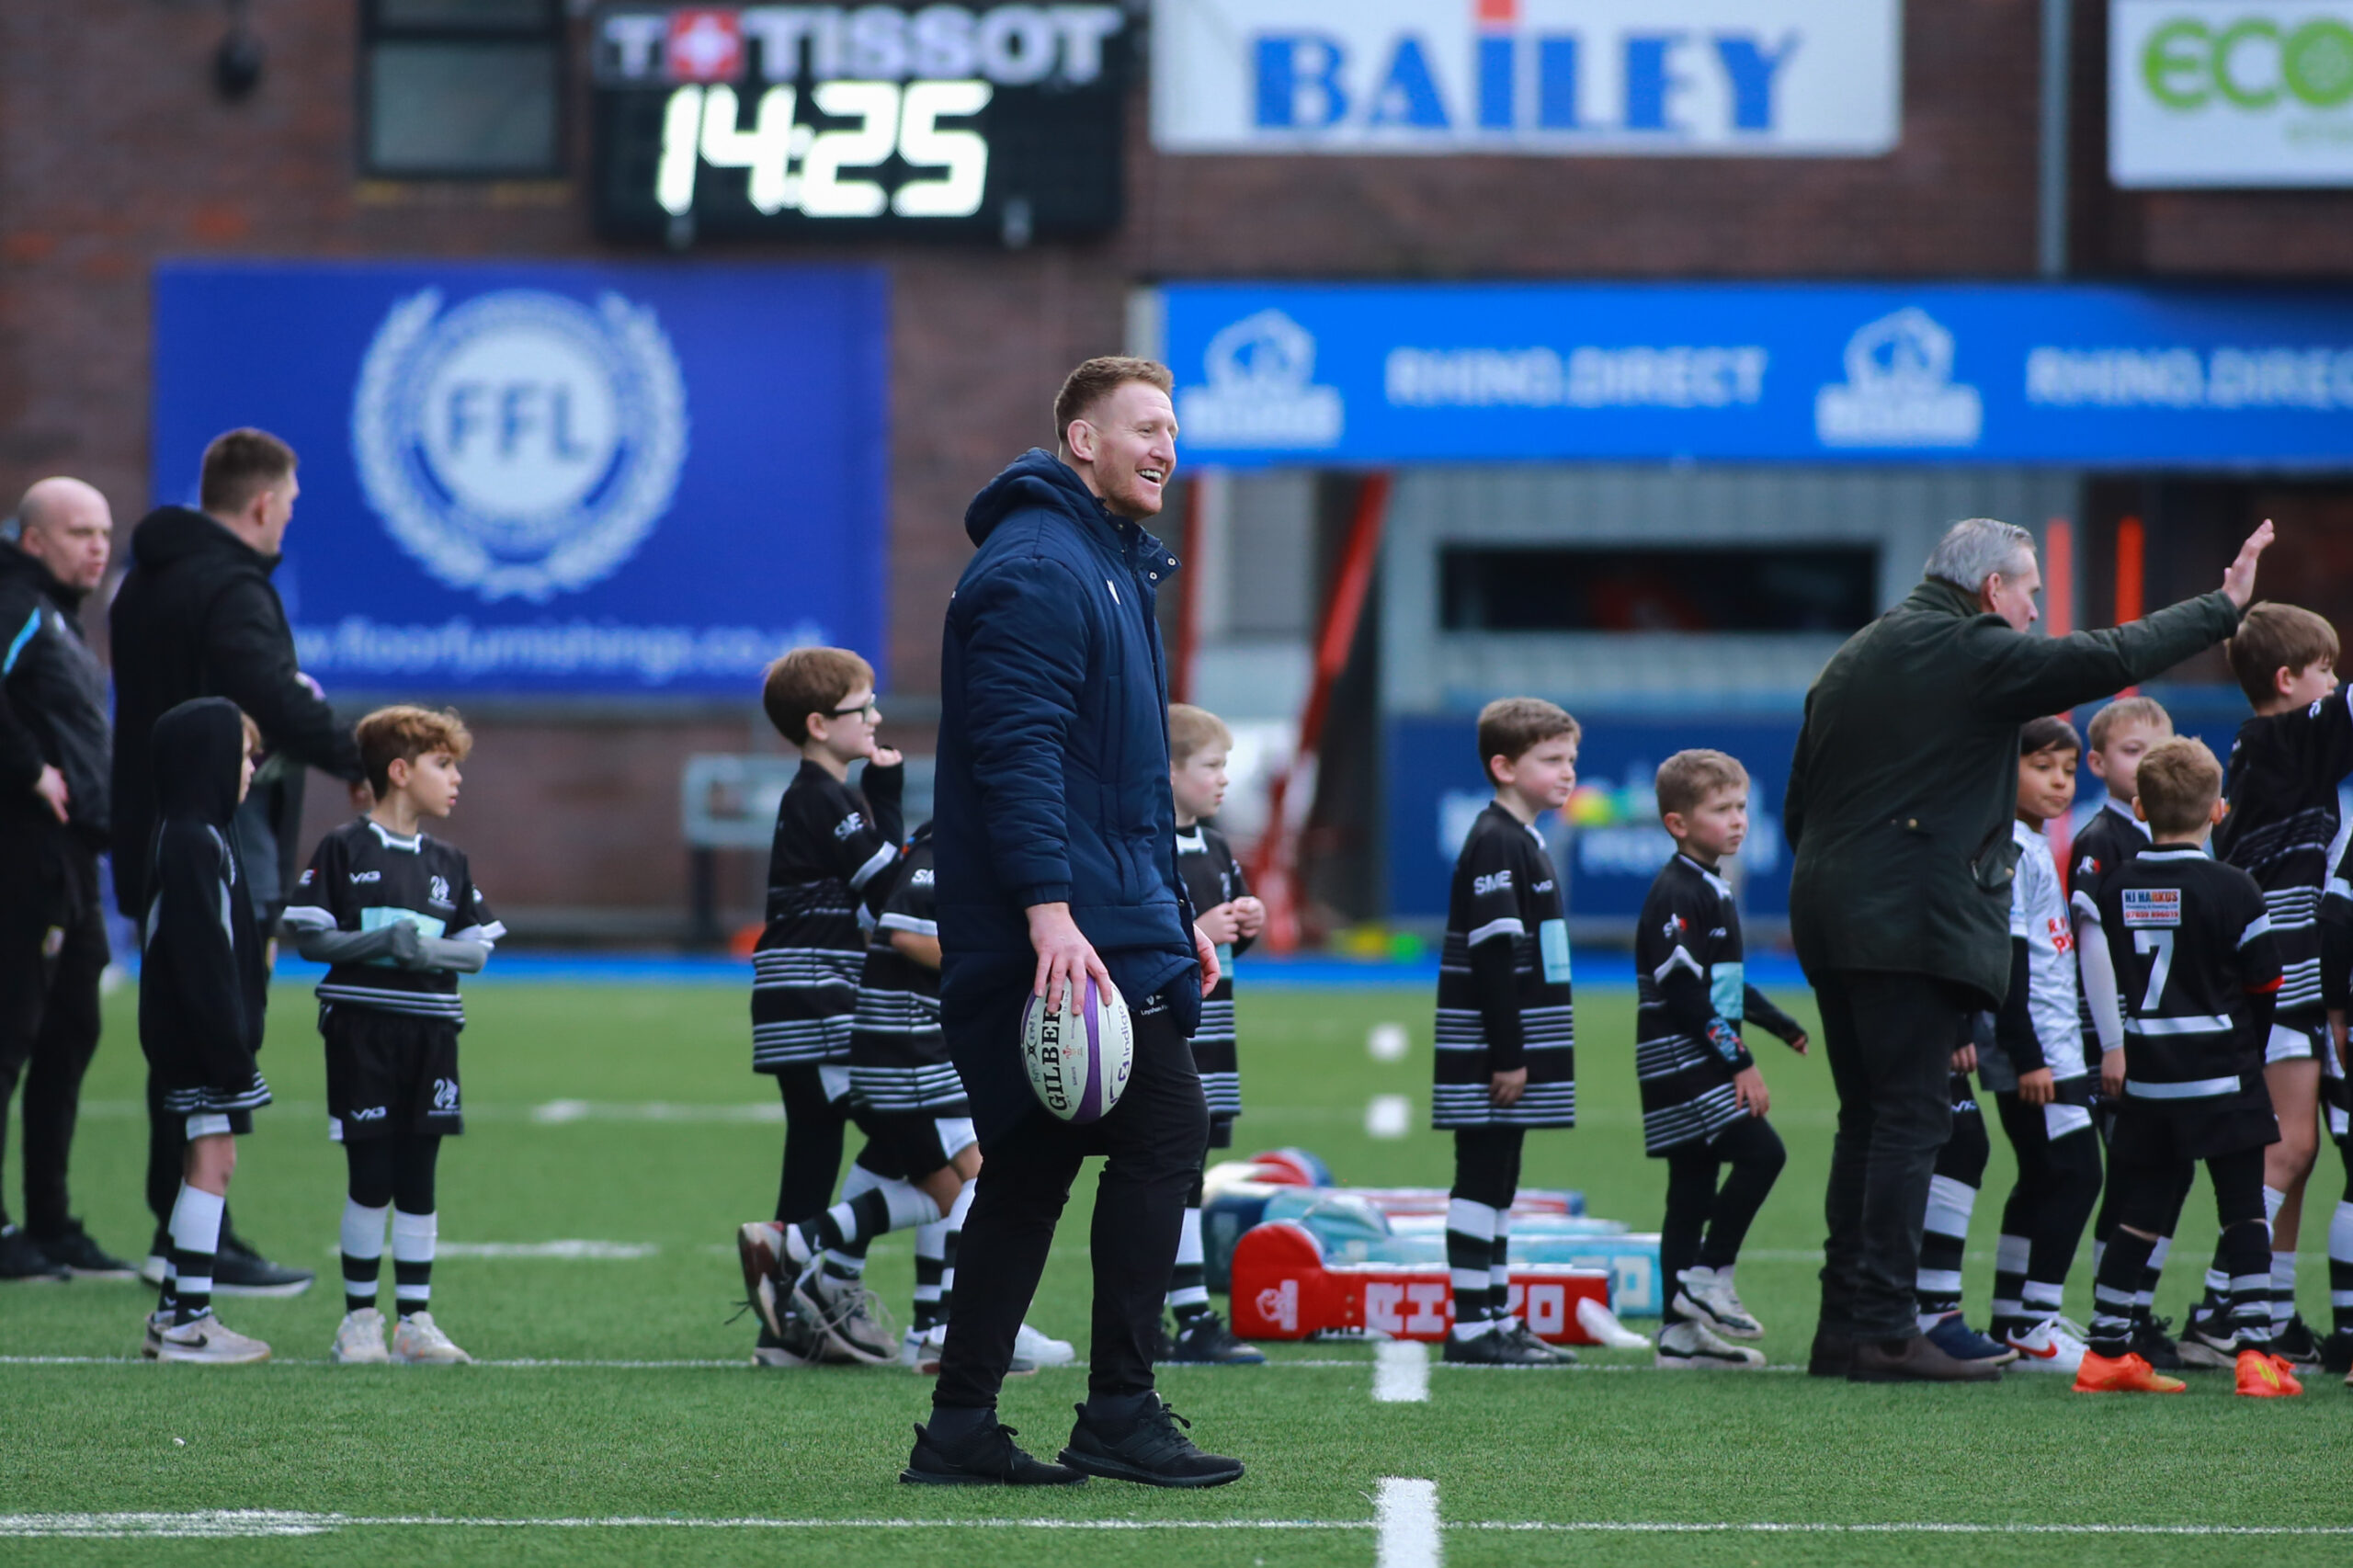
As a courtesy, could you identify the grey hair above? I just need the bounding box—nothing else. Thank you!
[1925,518,2035,593]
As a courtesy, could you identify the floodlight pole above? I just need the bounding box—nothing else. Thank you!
[2039,0,2072,278]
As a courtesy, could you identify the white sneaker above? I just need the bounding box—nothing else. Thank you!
[153,1312,270,1365]
[390,1311,472,1364]
[1576,1297,1654,1349]
[1655,1320,1765,1369]
[1673,1267,1764,1340]
[2002,1316,2085,1374]
[1014,1321,1076,1367]
[808,1274,898,1365]
[903,1324,948,1373]
[332,1308,391,1365]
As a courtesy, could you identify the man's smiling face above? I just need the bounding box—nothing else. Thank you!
[1068,380,1177,520]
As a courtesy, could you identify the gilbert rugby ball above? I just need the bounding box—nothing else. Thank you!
[1020,975,1134,1124]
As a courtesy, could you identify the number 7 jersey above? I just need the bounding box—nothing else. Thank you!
[2097,844,2281,1114]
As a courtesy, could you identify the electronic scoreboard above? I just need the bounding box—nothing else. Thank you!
[591,4,1130,242]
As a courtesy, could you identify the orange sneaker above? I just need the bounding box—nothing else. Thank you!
[2235,1348,2303,1397]
[2074,1350,2187,1393]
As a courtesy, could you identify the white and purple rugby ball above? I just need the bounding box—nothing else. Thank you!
[1020,975,1134,1124]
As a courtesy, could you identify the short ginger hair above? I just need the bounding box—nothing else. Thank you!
[2226,603,2338,707]
[1476,698,1579,787]
[1655,750,1749,819]
[1053,357,1174,453]
[762,646,874,747]
[2086,694,2172,755]
[199,427,297,517]
[356,705,472,797]
[2133,735,2223,836]
[1168,703,1233,767]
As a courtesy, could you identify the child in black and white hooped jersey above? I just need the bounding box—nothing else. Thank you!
[1432,698,1580,1367]
[1634,749,1809,1370]
[1159,702,1267,1365]
[2077,736,2299,1396]
[282,705,503,1367]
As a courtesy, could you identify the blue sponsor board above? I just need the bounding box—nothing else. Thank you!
[152,261,887,694]
[1163,281,2353,468]
[1387,713,1800,928]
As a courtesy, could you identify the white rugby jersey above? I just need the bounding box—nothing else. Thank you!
[2010,820,2086,1080]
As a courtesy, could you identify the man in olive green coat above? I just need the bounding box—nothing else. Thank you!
[1789,517,2273,1382]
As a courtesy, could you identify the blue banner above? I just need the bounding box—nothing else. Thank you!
[152,261,887,694]
[1164,281,2353,468]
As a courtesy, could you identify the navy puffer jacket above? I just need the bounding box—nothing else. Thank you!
[936,450,1199,1131]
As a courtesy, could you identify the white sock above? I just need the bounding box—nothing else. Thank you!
[2139,1235,2172,1311]
[392,1208,437,1312]
[1168,1205,1211,1312]
[2272,1250,2299,1327]
[168,1184,225,1301]
[2331,1201,2353,1264]
[341,1199,389,1304]
[2264,1185,2287,1225]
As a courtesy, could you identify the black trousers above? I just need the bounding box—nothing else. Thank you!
[772,1062,852,1224]
[1992,1091,2104,1292]
[1662,1116,1788,1324]
[144,895,284,1236]
[0,833,108,1237]
[935,990,1208,1412]
[1815,969,1975,1342]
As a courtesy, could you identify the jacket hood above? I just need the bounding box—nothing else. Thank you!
[0,537,81,611]
[964,449,1116,547]
[151,698,246,828]
[131,505,276,575]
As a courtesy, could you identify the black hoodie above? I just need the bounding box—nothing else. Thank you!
[139,698,269,1108]
[0,539,109,846]
[108,506,363,916]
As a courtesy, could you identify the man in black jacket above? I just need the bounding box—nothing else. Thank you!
[109,428,364,1295]
[1789,516,2272,1382]
[0,479,130,1280]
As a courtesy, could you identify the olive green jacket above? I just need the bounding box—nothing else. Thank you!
[1786,577,2241,1007]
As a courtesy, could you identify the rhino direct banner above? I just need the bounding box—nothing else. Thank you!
[1160,280,2353,468]
[151,261,886,694]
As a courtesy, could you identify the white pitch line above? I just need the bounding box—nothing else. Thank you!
[1375,1480,1443,1568]
[0,1354,1779,1372]
[313,1241,661,1261]
[1372,1340,1429,1403]
[3,1511,2345,1542]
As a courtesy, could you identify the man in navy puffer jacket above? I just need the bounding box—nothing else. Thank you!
[906,358,1242,1491]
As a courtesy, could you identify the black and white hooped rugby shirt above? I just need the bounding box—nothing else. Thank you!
[283,817,503,1024]
[1432,802,1574,1131]
[751,760,903,1072]
[848,826,966,1113]
[2099,845,2283,1114]
[1175,822,1253,1121]
[2070,797,2151,1056]
[2212,686,2353,1022]
[1633,852,1805,1155]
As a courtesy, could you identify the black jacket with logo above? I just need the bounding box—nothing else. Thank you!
[0,540,109,848]
[108,506,363,916]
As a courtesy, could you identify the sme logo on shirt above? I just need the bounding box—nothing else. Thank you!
[911,868,935,887]
[1473,870,1513,897]
[2120,888,2181,927]
[835,812,866,841]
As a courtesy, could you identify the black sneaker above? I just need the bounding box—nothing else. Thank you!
[2275,1314,2322,1367]
[1498,1317,1577,1364]
[1148,1320,1176,1363]
[2318,1327,2353,1376]
[211,1234,314,1298]
[2177,1306,2238,1369]
[902,1420,1086,1486]
[1440,1326,1560,1366]
[0,1225,70,1281]
[2131,1313,2185,1372]
[1058,1395,1245,1488]
[35,1221,135,1279]
[1167,1312,1266,1365]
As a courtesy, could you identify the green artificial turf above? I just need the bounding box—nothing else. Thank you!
[3,979,2349,1566]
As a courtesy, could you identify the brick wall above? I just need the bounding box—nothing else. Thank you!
[5,0,2346,926]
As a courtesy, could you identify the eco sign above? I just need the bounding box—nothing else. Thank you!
[2111,0,2353,187]
[1151,0,1901,155]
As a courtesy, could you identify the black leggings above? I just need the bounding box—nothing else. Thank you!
[773,1064,851,1224]
[1662,1117,1788,1324]
[1993,1093,2104,1289]
[345,1131,440,1213]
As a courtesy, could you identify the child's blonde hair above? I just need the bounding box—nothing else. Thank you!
[1169,703,1233,767]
